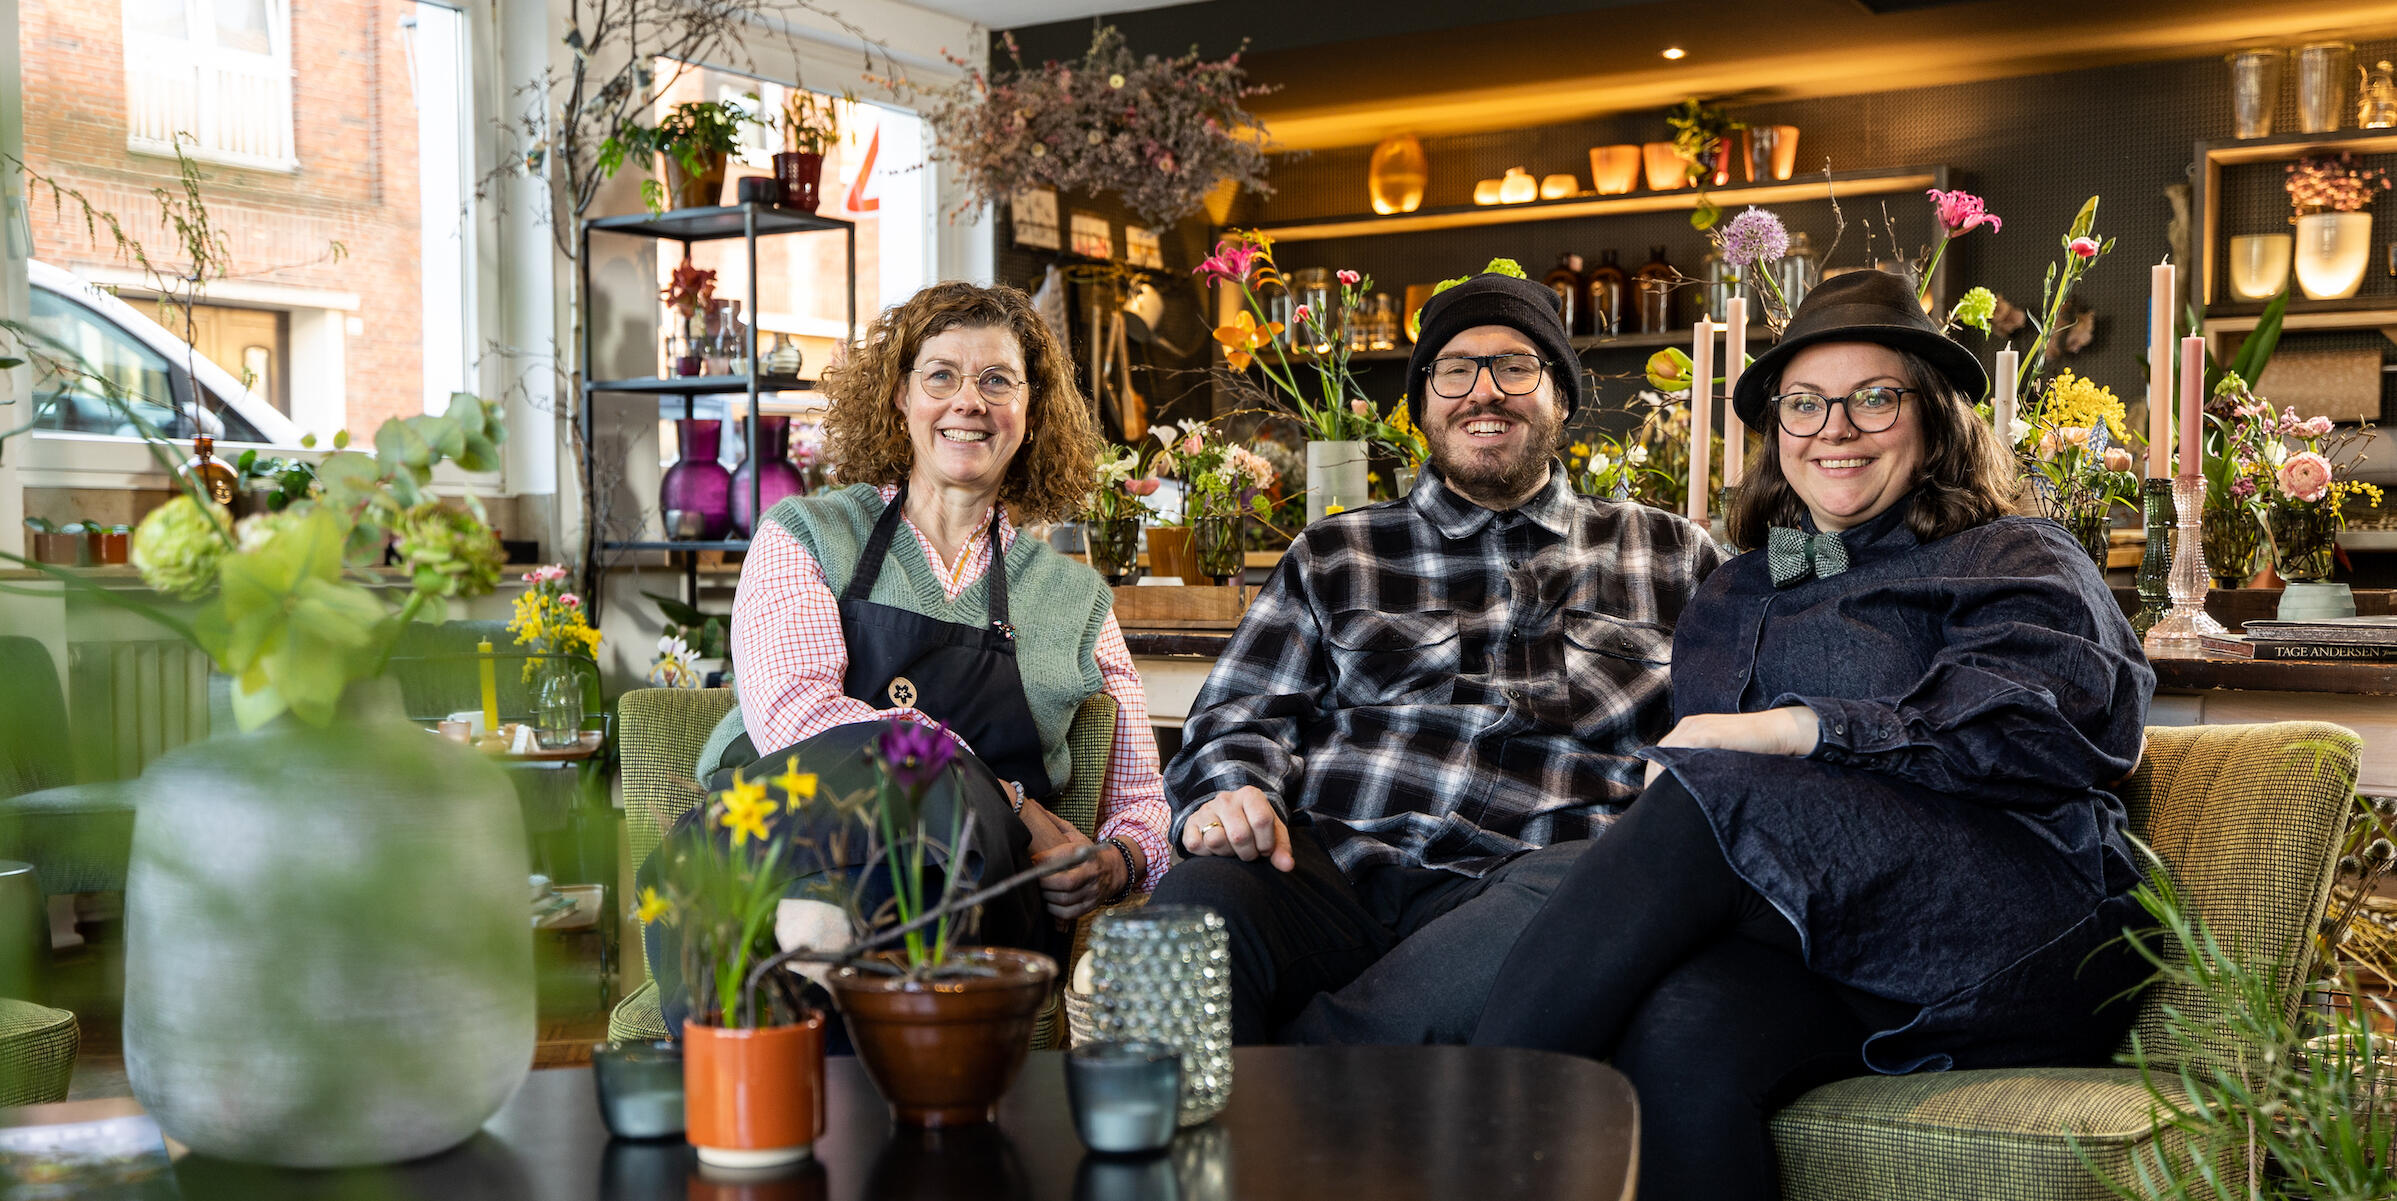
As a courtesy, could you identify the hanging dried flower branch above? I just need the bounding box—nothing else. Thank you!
[914,26,1276,227]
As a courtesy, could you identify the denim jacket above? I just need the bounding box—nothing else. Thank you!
[1642,496,2156,1073]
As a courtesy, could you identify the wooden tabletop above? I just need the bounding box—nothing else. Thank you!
[3,1046,1639,1201]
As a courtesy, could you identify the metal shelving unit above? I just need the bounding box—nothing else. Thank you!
[579,202,858,600]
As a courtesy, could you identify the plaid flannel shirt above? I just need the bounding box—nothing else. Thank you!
[1164,463,1725,879]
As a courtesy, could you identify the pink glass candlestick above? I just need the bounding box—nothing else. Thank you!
[2142,474,2227,653]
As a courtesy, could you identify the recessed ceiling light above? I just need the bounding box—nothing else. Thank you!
[1662,47,1687,60]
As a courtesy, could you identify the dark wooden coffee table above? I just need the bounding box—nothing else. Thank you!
[6,1046,1638,1200]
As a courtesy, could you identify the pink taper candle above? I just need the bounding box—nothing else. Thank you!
[1722,297,1746,487]
[2147,263,2175,477]
[1687,319,1714,523]
[2179,335,2204,479]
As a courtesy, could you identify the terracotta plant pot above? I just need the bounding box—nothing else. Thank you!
[827,947,1056,1127]
[662,150,729,211]
[773,151,826,213]
[682,1010,828,1168]
[1146,525,1198,583]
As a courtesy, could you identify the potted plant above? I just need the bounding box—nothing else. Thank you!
[605,97,759,214]
[720,721,1098,1127]
[2286,153,2390,300]
[640,768,829,1167]
[1666,97,1742,228]
[1083,443,1158,586]
[776,90,840,213]
[1,392,528,1167]
[1196,233,1420,522]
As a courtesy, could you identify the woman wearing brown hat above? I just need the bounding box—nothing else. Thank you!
[1470,270,2155,1199]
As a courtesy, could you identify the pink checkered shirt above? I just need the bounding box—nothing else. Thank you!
[731,485,1170,892]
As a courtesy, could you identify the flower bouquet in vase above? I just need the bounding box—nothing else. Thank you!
[1084,443,1160,586]
[661,258,716,377]
[2020,371,2143,568]
[508,564,601,747]
[1148,420,1277,584]
[2223,387,2381,616]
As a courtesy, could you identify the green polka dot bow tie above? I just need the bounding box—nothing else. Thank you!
[1767,526,1850,588]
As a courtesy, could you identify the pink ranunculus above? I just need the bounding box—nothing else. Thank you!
[1124,477,1161,496]
[2103,447,2133,473]
[1337,269,1361,287]
[2300,415,2336,437]
[1349,398,1371,416]
[1181,431,1205,455]
[2068,236,2100,259]
[1926,188,2002,235]
[2279,452,2333,502]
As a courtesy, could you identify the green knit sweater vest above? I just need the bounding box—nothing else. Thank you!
[696,484,1111,792]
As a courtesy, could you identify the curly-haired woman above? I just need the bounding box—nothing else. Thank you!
[661,283,1170,1023]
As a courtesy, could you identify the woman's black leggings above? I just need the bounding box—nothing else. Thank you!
[1470,773,1914,1201]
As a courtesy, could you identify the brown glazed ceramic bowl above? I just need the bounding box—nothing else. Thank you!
[828,946,1057,1127]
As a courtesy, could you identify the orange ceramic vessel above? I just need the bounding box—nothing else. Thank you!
[682,1010,827,1168]
[829,947,1056,1127]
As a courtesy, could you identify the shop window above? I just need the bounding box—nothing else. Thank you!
[122,0,297,170]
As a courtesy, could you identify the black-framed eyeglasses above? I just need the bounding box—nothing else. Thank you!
[1427,353,1548,399]
[1773,386,1913,437]
[912,366,1026,406]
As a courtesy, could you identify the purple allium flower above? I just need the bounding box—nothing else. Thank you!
[877,719,956,790]
[1716,207,1791,269]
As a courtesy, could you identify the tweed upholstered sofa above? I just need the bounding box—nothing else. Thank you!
[608,686,1119,1048]
[1772,720,2362,1200]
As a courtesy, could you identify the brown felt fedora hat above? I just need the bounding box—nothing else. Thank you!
[1730,269,1986,433]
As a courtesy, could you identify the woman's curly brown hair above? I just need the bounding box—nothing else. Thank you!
[822,281,1097,523]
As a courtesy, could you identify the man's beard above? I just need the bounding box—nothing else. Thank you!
[1426,398,1564,507]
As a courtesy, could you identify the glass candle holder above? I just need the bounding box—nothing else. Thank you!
[1065,1040,1182,1155]
[591,1040,686,1139]
[1090,904,1232,1127]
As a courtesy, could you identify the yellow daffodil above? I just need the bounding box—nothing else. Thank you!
[1212,310,1283,371]
[775,755,819,812]
[718,770,775,847]
[635,885,671,925]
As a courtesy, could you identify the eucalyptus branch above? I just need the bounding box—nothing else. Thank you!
[738,843,1098,1027]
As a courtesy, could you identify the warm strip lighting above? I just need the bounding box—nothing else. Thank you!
[1661,46,1687,60]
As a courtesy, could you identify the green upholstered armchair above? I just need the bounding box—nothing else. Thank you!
[1771,721,2363,1200]
[607,687,1120,1045]
[0,636,137,900]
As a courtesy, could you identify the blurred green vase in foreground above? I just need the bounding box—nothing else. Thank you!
[123,679,534,1166]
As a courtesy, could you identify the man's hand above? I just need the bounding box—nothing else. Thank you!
[1180,785,1295,872]
[1021,798,1115,921]
[1641,707,1821,787]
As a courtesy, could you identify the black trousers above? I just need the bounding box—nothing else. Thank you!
[1146,821,1595,1045]
[1471,775,1915,1201]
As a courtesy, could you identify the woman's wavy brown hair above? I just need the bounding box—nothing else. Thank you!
[1723,345,2015,551]
[822,281,1097,523]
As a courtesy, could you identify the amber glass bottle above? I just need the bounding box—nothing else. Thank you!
[1583,250,1628,336]
[1633,246,1677,334]
[1543,253,1586,336]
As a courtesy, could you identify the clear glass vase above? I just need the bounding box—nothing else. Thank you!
[533,659,586,750]
[1084,517,1144,586]
[1090,904,1231,1127]
[2201,507,2262,589]
[1192,513,1245,584]
[2266,503,2339,583]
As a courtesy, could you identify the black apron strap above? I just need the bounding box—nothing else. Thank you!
[842,483,911,603]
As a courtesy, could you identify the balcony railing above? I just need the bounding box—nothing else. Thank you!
[125,40,297,171]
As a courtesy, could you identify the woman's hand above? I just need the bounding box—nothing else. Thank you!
[1641,707,1822,787]
[1019,798,1123,921]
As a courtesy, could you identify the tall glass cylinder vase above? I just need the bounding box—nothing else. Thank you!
[2266,503,2339,582]
[1085,517,1144,586]
[1306,441,1370,524]
[533,658,587,749]
[2295,41,2354,134]
[1193,513,1245,584]
[2227,49,2282,139]
[729,415,806,537]
[2202,507,2262,589]
[1089,905,1231,1127]
[660,419,733,541]
[2064,509,2109,572]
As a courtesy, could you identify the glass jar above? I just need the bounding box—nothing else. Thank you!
[1084,517,1144,586]
[1365,293,1398,351]
[1775,232,1819,312]
[1290,267,1337,354]
[1090,904,1231,1127]
[1633,246,1677,334]
[1583,250,1627,337]
[2202,506,2262,589]
[2265,503,2338,582]
[1193,514,1245,584]
[533,658,587,750]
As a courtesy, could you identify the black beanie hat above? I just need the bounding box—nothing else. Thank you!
[1404,272,1585,423]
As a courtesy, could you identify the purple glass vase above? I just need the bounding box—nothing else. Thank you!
[660,418,733,541]
[730,415,808,537]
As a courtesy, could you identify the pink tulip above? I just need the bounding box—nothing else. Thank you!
[2102,447,2133,472]
[1926,189,2002,235]
[2278,451,2333,503]
[1337,269,1361,286]
[2068,237,2100,259]
[1350,398,1371,416]
[1181,431,1204,455]
[1125,477,1161,496]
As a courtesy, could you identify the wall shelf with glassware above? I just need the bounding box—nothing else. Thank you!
[2193,129,2397,309]
[578,202,857,604]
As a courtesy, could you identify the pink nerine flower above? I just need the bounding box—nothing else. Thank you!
[2068,237,2100,259]
[1192,238,1261,284]
[1337,269,1361,287]
[1926,189,2002,235]
[2278,451,2333,503]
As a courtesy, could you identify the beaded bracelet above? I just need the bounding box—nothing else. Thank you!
[1102,836,1138,904]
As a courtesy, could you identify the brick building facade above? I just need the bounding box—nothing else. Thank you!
[20,0,427,437]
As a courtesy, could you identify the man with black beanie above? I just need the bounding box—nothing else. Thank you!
[1150,265,1725,1044]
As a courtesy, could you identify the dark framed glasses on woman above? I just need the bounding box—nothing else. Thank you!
[913,366,1025,405]
[1774,386,1912,437]
[1428,353,1548,398]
